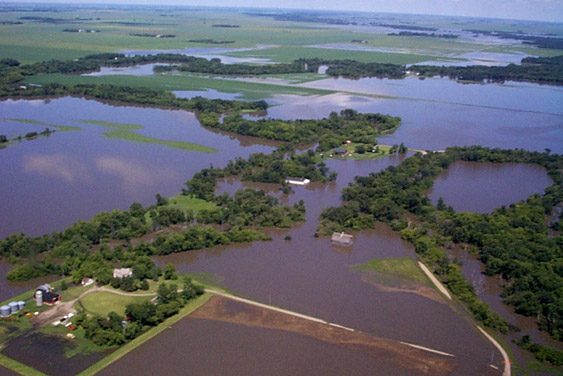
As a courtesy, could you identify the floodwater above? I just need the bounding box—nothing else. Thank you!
[0,97,274,238]
[267,77,563,153]
[99,297,468,376]
[0,83,559,374]
[150,157,511,375]
[80,63,168,77]
[173,89,243,101]
[121,45,275,65]
[428,161,554,213]
[99,318,419,376]
[2,332,106,376]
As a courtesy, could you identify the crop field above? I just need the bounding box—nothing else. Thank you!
[3,5,559,66]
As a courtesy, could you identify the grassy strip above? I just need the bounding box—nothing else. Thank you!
[78,292,152,317]
[5,118,81,132]
[80,120,143,131]
[104,130,218,153]
[76,293,212,376]
[80,120,218,153]
[0,353,47,376]
[351,257,431,285]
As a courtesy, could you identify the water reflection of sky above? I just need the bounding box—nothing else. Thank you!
[0,97,274,238]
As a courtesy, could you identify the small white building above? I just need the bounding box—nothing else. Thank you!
[285,177,310,186]
[81,277,94,287]
[331,232,353,246]
[113,268,132,279]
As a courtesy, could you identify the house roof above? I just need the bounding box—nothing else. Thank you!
[333,148,348,154]
[331,232,353,244]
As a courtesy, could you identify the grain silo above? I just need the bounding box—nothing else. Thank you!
[8,301,19,314]
[17,301,25,310]
[0,305,10,317]
[35,290,43,306]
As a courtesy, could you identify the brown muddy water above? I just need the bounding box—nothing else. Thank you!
[99,297,479,376]
[427,161,554,213]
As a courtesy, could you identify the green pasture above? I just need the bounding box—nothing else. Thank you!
[77,291,151,317]
[352,257,431,285]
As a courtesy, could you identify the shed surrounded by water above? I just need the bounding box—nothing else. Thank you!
[331,232,353,246]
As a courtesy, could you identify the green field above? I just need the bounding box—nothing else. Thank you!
[352,257,431,285]
[77,291,151,317]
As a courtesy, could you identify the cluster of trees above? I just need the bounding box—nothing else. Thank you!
[319,146,563,341]
[409,55,563,85]
[187,39,234,44]
[135,226,270,256]
[516,335,563,366]
[154,56,313,76]
[388,32,458,39]
[130,33,175,38]
[199,109,400,151]
[76,277,203,347]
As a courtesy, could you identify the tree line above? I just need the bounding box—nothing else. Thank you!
[319,146,563,344]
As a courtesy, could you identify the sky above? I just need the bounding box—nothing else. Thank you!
[2,0,563,22]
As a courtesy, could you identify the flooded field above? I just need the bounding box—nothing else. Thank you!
[427,161,554,213]
[99,297,472,376]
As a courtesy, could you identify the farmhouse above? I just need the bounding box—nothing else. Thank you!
[113,268,132,279]
[331,232,353,246]
[285,177,311,186]
[333,148,348,156]
[34,285,61,306]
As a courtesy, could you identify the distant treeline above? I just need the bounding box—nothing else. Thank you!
[130,33,175,38]
[212,24,240,28]
[388,31,458,39]
[187,39,234,44]
[319,146,563,341]
[466,29,563,50]
[409,55,563,85]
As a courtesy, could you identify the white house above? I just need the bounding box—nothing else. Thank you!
[113,268,132,279]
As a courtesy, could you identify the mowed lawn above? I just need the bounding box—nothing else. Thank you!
[78,292,152,317]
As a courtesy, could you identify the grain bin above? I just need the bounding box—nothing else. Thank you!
[0,305,10,317]
[8,301,19,314]
[17,301,25,310]
[35,290,43,306]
